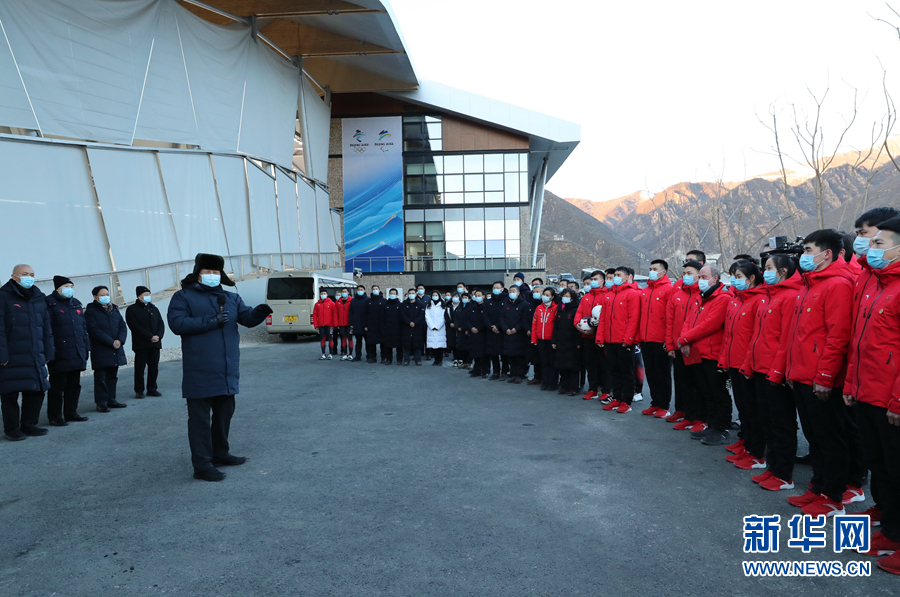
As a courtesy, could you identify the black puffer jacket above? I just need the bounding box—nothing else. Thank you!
[551,301,582,371]
[84,301,127,369]
[0,280,54,393]
[45,290,88,374]
[380,298,402,349]
[499,297,532,357]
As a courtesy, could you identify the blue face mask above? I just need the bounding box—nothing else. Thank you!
[590,280,600,289]
[389,294,397,300]
[561,296,571,304]
[763,270,779,285]
[649,271,660,281]
[513,280,522,287]
[372,289,380,296]
[474,296,483,303]
[457,288,464,294]
[142,295,152,303]
[541,295,551,303]
[462,298,469,304]
[868,246,900,270]
[452,296,460,304]
[613,276,623,286]
[683,275,696,286]
[417,289,425,296]
[341,292,348,298]
[508,292,518,301]
[17,276,35,289]
[98,296,111,305]
[60,287,75,299]
[532,292,541,300]
[799,251,823,273]
[853,236,871,256]
[357,290,365,296]
[698,279,711,293]
[732,278,748,291]
[493,288,502,295]
[408,294,416,300]
[605,280,614,289]
[200,274,220,287]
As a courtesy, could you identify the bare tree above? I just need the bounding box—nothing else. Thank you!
[756,104,799,237]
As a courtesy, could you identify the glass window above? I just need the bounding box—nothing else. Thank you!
[423,162,438,176]
[445,221,465,241]
[504,173,519,202]
[485,220,504,240]
[485,173,503,191]
[465,220,485,241]
[406,163,424,175]
[506,239,520,256]
[406,193,429,205]
[466,240,485,256]
[505,207,519,219]
[406,242,425,257]
[444,175,464,193]
[445,208,464,221]
[485,240,505,256]
[405,223,424,240]
[403,115,425,123]
[426,122,441,139]
[520,172,529,201]
[405,176,423,193]
[464,154,483,173]
[426,241,445,257]
[446,241,464,258]
[466,207,484,220]
[505,220,520,240]
[485,191,504,203]
[444,155,463,174]
[425,222,444,240]
[504,153,519,172]
[484,153,504,172]
[425,115,441,123]
[484,207,505,220]
[432,155,443,175]
[444,192,464,204]
[464,192,484,204]
[267,277,314,300]
[464,174,484,192]
[428,140,443,151]
[406,209,424,222]
[425,209,443,222]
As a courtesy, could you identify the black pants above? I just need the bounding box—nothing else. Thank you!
[642,342,672,409]
[536,340,558,389]
[94,366,119,406]
[334,326,352,355]
[404,347,422,363]
[1,391,44,433]
[857,401,900,542]
[559,369,579,391]
[793,382,867,503]
[353,334,366,358]
[730,369,763,457]
[528,343,542,381]
[489,355,502,375]
[633,345,645,393]
[693,359,730,430]
[582,341,605,393]
[48,370,82,420]
[674,353,703,420]
[606,344,636,404]
[508,355,526,378]
[755,373,797,483]
[134,349,160,393]
[454,349,469,364]
[366,341,379,361]
[432,349,444,365]
[474,356,490,375]
[186,395,235,471]
[318,326,334,354]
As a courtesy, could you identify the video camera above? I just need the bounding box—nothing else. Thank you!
[760,235,805,260]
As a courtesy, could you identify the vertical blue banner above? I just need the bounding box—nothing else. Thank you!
[342,117,403,272]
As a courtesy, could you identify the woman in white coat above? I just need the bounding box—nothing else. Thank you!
[425,292,447,366]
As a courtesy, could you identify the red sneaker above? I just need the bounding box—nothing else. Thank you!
[726,438,744,454]
[598,393,611,402]
[759,476,795,491]
[582,390,597,401]
[725,449,748,463]
[672,419,694,430]
[865,532,900,556]
[616,402,632,414]
[842,485,865,505]
[665,410,685,423]
[787,490,821,508]
[734,455,766,470]
[654,408,671,419]
[877,550,900,575]
[861,505,882,526]
[641,406,660,416]
[602,399,622,411]
[751,471,773,484]
[689,421,708,433]
[801,495,845,517]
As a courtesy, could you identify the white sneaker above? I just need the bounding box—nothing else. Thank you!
[319,354,327,360]
[326,354,333,360]
[633,392,643,402]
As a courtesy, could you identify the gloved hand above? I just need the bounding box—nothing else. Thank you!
[216,312,229,328]
[255,304,273,315]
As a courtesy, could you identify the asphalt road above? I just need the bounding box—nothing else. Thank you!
[0,341,892,596]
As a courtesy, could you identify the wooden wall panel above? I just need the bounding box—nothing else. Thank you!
[442,115,528,152]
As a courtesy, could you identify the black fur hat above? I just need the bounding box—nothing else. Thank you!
[183,253,235,286]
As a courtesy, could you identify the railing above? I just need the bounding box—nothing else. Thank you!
[345,254,546,273]
[34,252,341,304]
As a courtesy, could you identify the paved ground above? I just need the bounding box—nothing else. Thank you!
[0,340,893,596]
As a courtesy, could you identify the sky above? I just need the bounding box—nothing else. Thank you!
[388,0,900,201]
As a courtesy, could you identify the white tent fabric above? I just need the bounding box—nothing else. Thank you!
[86,147,181,271]
[299,75,331,181]
[0,141,111,276]
[315,187,338,253]
[276,170,301,254]
[298,179,320,252]
[157,152,228,260]
[246,163,282,257]
[211,155,252,258]
[0,24,39,131]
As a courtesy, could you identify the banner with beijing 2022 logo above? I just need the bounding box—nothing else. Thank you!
[342,116,403,272]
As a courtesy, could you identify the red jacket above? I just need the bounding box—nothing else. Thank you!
[852,256,876,325]
[574,286,606,338]
[638,277,674,344]
[531,301,558,342]
[677,283,730,365]
[718,284,767,369]
[843,260,900,413]
[334,296,352,326]
[596,282,641,345]
[665,281,701,352]
[313,298,336,328]
[778,260,854,388]
[744,272,802,378]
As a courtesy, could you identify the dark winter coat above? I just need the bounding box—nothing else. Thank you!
[348,293,369,333]
[465,301,487,359]
[499,297,532,357]
[84,301,127,369]
[380,298,402,348]
[444,301,458,350]
[45,290,88,374]
[399,299,426,350]
[0,281,54,394]
[167,282,267,399]
[125,300,165,351]
[552,300,582,371]
[482,292,507,356]
[453,302,470,351]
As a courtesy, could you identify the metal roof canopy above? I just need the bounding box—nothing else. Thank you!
[178,0,418,92]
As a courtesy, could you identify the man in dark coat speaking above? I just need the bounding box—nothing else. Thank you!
[167,254,272,482]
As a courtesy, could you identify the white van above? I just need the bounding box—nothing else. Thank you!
[264,271,357,340]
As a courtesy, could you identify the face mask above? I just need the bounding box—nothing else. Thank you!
[98,296,111,305]
[457,288,464,294]
[508,292,518,301]
[389,294,397,300]
[462,298,470,304]
[200,274,220,287]
[649,271,660,281]
[561,296,571,304]
[432,295,440,302]
[541,295,551,304]
[732,278,748,291]
[854,236,871,256]
[493,288,502,295]
[372,289,380,296]
[417,289,425,296]
[683,275,696,286]
[452,296,460,304]
[341,292,348,298]
[357,290,365,296]
[513,280,522,286]
[444,295,451,301]
[605,280,614,289]
[533,292,541,300]
[867,246,900,270]
[142,295,152,303]
[698,279,711,293]
[320,294,327,300]
[763,270,779,285]
[60,287,75,299]
[590,280,600,289]
[799,251,824,273]
[408,293,416,300]
[17,276,35,289]
[613,276,623,286]
[474,296,483,303]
